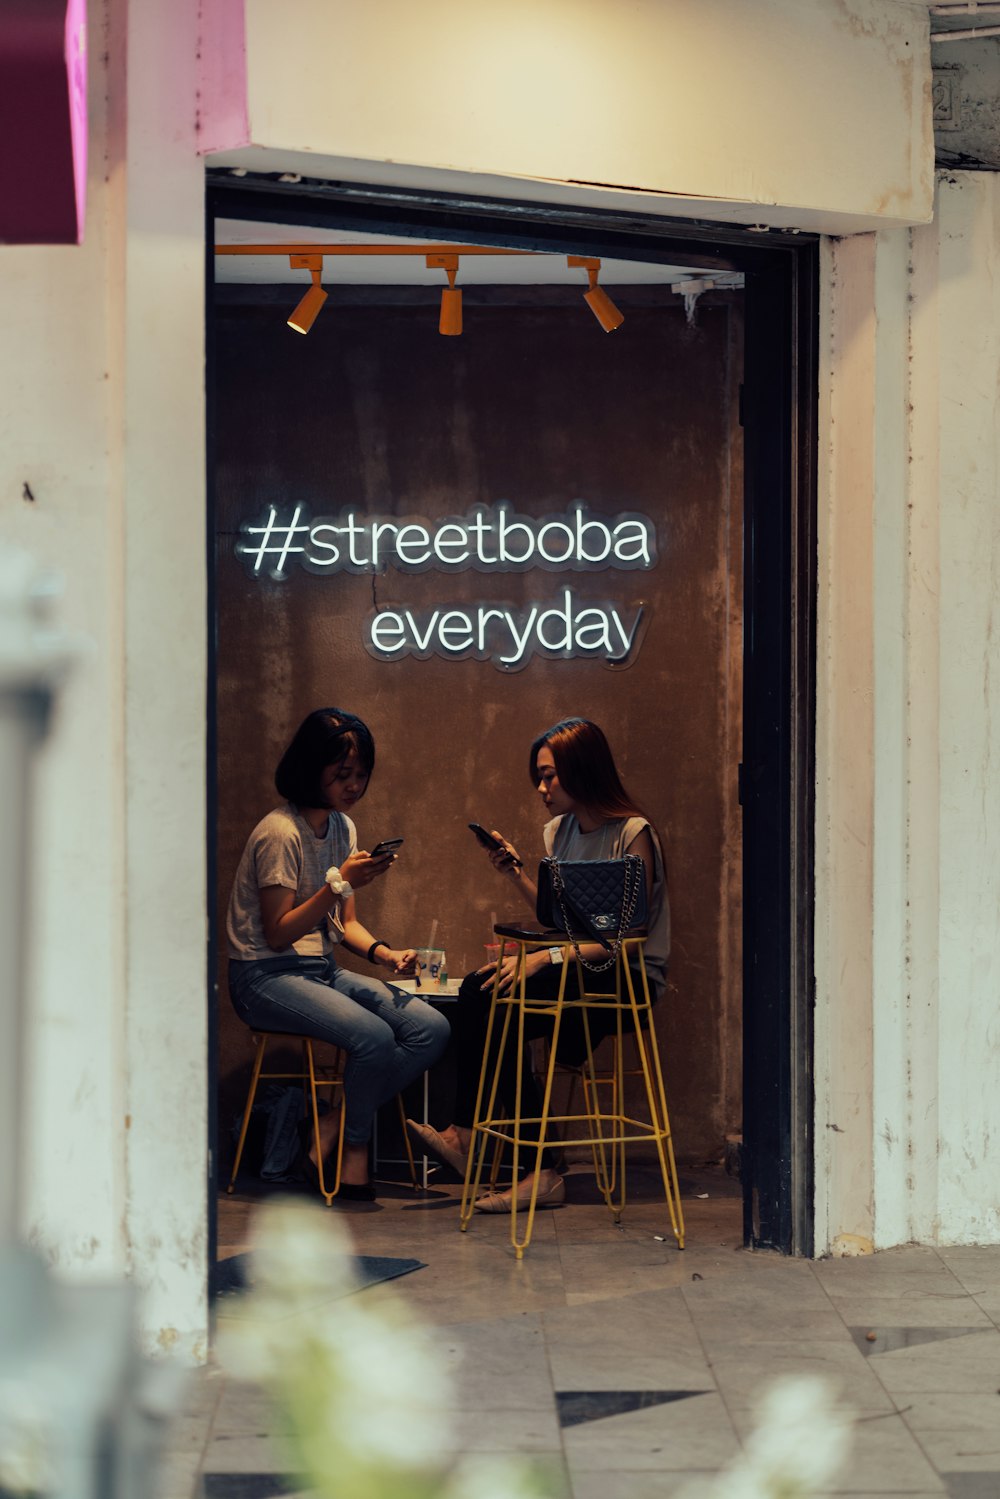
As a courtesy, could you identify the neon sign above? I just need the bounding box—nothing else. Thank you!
[239,502,656,577]
[366,590,644,670]
[237,502,656,671]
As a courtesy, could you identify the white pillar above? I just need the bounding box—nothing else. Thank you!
[816,174,1000,1251]
[122,0,209,1353]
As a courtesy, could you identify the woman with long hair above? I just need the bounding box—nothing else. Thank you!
[407,717,669,1212]
[227,707,450,1200]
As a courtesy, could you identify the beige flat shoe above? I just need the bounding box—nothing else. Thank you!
[474,1174,566,1213]
[405,1119,469,1175]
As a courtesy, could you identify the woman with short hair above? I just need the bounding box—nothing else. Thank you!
[227,707,450,1200]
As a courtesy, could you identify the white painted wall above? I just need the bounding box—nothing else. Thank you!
[0,0,209,1354]
[814,231,878,1255]
[927,174,1000,1242]
[121,0,209,1356]
[208,0,933,235]
[1,12,128,1278]
[815,173,1000,1253]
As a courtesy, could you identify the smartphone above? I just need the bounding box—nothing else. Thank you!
[468,822,523,868]
[370,838,404,858]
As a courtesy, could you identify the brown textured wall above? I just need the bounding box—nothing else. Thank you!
[213,288,743,1163]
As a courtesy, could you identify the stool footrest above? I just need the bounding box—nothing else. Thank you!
[477,1125,673,1147]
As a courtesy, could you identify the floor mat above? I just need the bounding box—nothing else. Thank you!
[212,1250,425,1299]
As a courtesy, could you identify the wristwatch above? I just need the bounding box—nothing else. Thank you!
[548,946,564,966]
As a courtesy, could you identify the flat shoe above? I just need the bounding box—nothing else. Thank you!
[302,1162,376,1202]
[334,1181,376,1202]
[299,1151,350,1199]
[405,1119,468,1176]
[475,1175,566,1213]
[300,1153,360,1198]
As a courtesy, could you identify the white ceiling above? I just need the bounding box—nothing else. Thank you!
[214,219,743,289]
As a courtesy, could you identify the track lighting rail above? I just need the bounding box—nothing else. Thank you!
[215,243,625,334]
[214,243,534,257]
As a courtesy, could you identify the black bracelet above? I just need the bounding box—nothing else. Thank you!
[366,939,389,964]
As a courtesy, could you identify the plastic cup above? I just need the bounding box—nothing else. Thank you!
[416,948,446,989]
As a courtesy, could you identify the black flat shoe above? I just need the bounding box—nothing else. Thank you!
[334,1181,377,1202]
[296,1116,374,1200]
[299,1154,376,1201]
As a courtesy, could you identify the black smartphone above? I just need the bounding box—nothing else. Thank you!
[370,838,404,857]
[468,822,523,868]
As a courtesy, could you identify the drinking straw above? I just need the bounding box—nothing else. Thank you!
[416,919,438,989]
[490,910,497,939]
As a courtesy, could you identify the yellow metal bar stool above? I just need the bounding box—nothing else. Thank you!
[459,926,685,1258]
[536,1028,652,1204]
[227,1030,418,1206]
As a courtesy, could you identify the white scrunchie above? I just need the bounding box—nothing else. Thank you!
[325,866,353,897]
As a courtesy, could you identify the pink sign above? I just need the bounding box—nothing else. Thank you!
[0,0,88,244]
[66,0,88,242]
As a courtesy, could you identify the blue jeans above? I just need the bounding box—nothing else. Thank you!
[228,954,451,1144]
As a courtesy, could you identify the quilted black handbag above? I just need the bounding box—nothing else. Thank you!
[535,854,648,972]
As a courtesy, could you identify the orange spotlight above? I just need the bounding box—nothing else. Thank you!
[568,255,624,332]
[287,254,327,334]
[428,252,462,335]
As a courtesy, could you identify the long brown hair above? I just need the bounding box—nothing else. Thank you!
[529,718,646,823]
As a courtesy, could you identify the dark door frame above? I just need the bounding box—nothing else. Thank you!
[205,171,819,1257]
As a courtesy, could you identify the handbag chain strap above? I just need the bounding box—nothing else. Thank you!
[549,855,643,973]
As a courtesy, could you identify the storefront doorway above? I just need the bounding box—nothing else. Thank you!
[206,177,817,1258]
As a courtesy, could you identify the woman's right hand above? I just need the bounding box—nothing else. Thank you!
[486,831,522,880]
[341,849,395,890]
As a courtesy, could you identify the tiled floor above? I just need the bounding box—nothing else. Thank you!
[159,1163,1000,1499]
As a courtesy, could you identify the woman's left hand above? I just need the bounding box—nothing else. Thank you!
[479,948,549,994]
[379,946,418,975]
[342,849,395,890]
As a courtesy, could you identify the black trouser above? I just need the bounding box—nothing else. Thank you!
[451,959,649,1170]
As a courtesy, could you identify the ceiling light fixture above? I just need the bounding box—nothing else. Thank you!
[286,253,327,334]
[215,245,647,337]
[426,252,462,336]
[568,255,624,333]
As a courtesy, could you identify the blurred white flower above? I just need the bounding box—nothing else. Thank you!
[0,1380,51,1496]
[213,1199,580,1498]
[216,1197,456,1488]
[251,1193,356,1300]
[443,1453,550,1499]
[331,1305,452,1467]
[741,1375,851,1493]
[680,1374,852,1499]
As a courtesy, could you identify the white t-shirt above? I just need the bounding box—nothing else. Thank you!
[543,813,670,995]
[226,803,357,961]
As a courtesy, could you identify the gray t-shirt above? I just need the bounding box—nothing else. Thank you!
[226,803,357,961]
[543,813,670,995]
